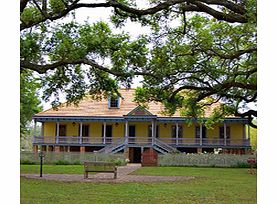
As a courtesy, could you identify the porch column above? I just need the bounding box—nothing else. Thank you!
[243,124,246,139]
[103,122,106,144]
[224,123,227,146]
[79,122,83,144]
[243,124,247,146]
[247,124,250,139]
[41,122,44,137]
[56,122,60,144]
[34,120,37,137]
[151,119,155,145]
[175,123,179,145]
[200,124,203,146]
[125,121,128,144]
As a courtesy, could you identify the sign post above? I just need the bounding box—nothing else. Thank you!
[39,151,45,177]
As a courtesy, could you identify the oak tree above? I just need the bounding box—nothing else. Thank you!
[20,0,257,127]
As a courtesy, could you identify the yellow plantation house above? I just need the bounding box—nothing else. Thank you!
[33,89,251,162]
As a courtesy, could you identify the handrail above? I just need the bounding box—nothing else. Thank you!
[33,136,250,146]
[153,138,178,153]
[98,138,125,153]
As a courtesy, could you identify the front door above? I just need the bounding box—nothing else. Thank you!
[129,125,136,137]
[102,125,113,143]
[129,147,141,163]
[129,125,136,144]
[106,125,112,137]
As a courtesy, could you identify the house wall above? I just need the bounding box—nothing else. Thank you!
[42,121,244,139]
[44,122,56,137]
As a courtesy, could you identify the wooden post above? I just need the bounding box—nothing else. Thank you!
[224,123,227,146]
[125,121,128,144]
[41,122,44,137]
[103,122,106,144]
[56,122,60,144]
[176,123,179,145]
[151,120,155,145]
[243,124,246,139]
[79,122,83,144]
[34,120,37,137]
[247,124,250,139]
[200,124,203,146]
[243,124,247,146]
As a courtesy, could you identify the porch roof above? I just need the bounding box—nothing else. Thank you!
[33,115,248,123]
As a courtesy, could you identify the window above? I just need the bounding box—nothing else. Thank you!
[219,126,230,139]
[195,126,206,138]
[148,125,159,138]
[108,96,120,108]
[129,125,136,137]
[171,125,183,138]
[102,125,113,137]
[57,125,66,136]
[79,125,89,137]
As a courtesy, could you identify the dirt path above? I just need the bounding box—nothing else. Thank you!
[21,164,194,183]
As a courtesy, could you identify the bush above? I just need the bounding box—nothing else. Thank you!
[20,160,36,165]
[158,154,257,167]
[113,158,127,166]
[54,160,71,165]
[231,162,251,168]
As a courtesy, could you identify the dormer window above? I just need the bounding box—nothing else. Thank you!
[108,96,120,108]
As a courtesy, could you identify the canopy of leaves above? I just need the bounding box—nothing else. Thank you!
[20,70,42,138]
[20,0,257,127]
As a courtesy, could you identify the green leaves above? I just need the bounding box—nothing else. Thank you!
[20,70,42,137]
[49,0,66,14]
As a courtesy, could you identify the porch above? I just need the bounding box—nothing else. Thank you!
[33,136,250,148]
[32,115,251,154]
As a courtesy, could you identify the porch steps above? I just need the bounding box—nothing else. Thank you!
[152,145,167,154]
[98,138,125,154]
[153,138,180,154]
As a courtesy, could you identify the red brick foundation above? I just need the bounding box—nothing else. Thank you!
[54,146,60,152]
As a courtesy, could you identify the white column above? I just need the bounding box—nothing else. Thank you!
[103,122,106,144]
[151,120,155,145]
[125,121,128,144]
[176,123,179,145]
[79,122,83,144]
[224,123,227,146]
[41,122,44,137]
[56,122,60,143]
[243,124,246,139]
[200,124,203,146]
[34,120,37,136]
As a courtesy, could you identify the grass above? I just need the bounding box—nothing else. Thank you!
[21,164,84,174]
[21,165,256,204]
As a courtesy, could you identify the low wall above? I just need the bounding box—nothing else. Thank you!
[20,151,126,165]
[158,153,257,167]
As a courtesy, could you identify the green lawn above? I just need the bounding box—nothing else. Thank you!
[21,164,84,174]
[21,165,256,204]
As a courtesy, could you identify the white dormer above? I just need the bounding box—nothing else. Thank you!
[108,96,120,108]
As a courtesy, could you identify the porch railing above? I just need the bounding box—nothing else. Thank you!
[33,136,250,147]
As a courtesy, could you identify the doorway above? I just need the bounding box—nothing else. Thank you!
[129,147,142,163]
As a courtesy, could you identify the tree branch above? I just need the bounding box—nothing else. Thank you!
[20,58,157,78]
[20,0,30,13]
[20,0,249,31]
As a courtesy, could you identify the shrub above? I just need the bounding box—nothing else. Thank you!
[20,160,36,165]
[113,158,127,166]
[158,154,257,168]
[54,160,71,165]
[231,162,251,168]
